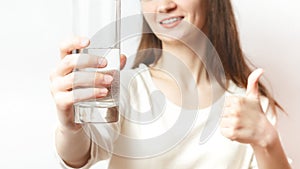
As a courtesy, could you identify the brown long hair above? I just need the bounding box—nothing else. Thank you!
[132,0,282,114]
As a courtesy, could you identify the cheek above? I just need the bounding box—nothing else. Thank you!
[185,1,207,29]
[185,9,206,30]
[141,4,157,31]
[195,15,206,29]
[143,13,156,31]
[141,2,156,14]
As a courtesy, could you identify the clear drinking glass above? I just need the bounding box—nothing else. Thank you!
[72,0,121,123]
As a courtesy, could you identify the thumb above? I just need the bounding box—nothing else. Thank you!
[120,54,127,70]
[246,68,264,99]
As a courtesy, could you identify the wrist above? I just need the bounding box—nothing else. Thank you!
[251,124,279,150]
[58,123,83,135]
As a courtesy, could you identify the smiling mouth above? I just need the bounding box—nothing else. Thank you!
[159,16,184,26]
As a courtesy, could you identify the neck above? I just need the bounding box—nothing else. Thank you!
[153,41,208,87]
[149,41,225,109]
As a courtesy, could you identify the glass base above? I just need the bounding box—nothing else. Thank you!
[74,100,119,124]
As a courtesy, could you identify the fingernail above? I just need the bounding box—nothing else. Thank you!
[101,88,108,94]
[80,39,89,47]
[104,75,113,83]
[99,88,108,96]
[98,57,107,67]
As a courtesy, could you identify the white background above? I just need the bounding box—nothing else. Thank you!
[0,0,298,168]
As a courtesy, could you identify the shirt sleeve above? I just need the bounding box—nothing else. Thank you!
[248,155,258,169]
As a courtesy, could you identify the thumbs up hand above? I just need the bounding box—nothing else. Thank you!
[220,69,277,147]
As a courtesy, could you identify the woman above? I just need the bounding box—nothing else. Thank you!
[50,0,291,168]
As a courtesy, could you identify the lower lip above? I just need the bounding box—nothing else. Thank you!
[160,18,183,28]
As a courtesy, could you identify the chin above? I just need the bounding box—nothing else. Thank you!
[156,34,184,45]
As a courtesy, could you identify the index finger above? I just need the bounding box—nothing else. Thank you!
[59,37,90,59]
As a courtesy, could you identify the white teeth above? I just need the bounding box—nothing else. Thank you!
[161,17,182,24]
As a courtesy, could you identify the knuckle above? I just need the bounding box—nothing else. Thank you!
[230,108,241,117]
[55,93,74,108]
[66,72,75,84]
[49,77,61,93]
[49,81,56,93]
[59,41,67,52]
[59,38,77,50]
[221,128,237,141]
[49,84,55,96]
[61,55,76,68]
[231,96,243,105]
[232,102,242,114]
[59,40,71,54]
[228,129,237,140]
[239,97,246,105]
[232,117,241,129]
[219,120,226,128]
[49,68,57,81]
[59,38,81,57]
[220,128,227,137]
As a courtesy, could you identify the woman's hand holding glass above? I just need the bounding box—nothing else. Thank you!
[50,37,126,132]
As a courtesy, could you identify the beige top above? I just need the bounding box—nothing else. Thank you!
[58,64,272,169]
